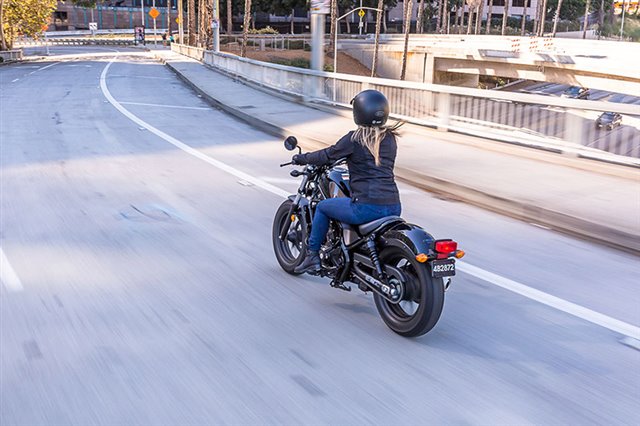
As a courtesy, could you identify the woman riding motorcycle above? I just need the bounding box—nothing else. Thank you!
[292,90,403,274]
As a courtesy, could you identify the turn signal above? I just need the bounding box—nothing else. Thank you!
[435,240,458,254]
[415,253,428,263]
[290,214,296,221]
[455,250,465,259]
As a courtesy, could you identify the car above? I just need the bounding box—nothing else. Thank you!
[561,86,590,99]
[595,112,622,130]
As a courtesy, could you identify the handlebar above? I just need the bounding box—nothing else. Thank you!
[280,161,293,167]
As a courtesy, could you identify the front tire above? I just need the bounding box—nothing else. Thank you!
[374,245,445,337]
[272,200,306,275]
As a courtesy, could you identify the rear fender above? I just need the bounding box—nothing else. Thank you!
[381,223,436,258]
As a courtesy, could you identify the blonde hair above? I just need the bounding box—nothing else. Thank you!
[351,122,403,166]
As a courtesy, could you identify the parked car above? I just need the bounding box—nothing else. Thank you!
[595,112,623,130]
[561,86,590,99]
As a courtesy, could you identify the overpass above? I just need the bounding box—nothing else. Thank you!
[338,35,640,96]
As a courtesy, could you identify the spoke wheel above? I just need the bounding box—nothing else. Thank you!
[374,245,445,337]
[272,200,306,275]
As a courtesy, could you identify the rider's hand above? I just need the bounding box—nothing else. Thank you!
[292,154,308,165]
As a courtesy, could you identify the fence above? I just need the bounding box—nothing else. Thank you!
[173,43,640,164]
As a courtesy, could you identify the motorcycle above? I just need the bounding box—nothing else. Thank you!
[272,136,464,337]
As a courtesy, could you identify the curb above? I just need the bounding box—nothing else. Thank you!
[163,60,640,256]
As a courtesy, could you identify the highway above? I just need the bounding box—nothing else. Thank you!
[1,50,639,424]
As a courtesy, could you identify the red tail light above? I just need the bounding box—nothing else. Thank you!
[435,240,457,254]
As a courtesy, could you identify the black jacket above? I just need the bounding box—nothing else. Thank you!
[303,131,400,205]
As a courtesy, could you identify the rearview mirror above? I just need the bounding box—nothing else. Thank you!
[284,136,298,151]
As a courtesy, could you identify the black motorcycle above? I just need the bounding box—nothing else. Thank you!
[272,136,464,337]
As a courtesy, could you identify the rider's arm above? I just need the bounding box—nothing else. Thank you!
[303,132,354,165]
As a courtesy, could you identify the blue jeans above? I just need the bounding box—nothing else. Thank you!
[308,198,402,252]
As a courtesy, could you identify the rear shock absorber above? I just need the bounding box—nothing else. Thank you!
[366,237,385,279]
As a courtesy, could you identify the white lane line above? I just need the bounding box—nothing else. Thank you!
[120,101,210,111]
[100,55,640,341]
[108,74,172,80]
[0,248,23,292]
[457,262,640,340]
[100,57,289,199]
[33,62,59,73]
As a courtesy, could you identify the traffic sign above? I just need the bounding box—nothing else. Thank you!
[149,7,160,19]
[358,9,365,18]
[175,17,181,24]
[89,22,98,31]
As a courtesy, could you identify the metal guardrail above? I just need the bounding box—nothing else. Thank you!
[172,43,640,164]
[15,38,136,47]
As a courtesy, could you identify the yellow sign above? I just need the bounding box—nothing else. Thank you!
[358,9,365,18]
[149,7,160,19]
[175,17,181,24]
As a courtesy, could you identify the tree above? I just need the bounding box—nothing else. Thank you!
[1,0,57,49]
[475,0,483,33]
[240,0,250,56]
[329,0,337,53]
[521,0,528,34]
[0,0,6,50]
[501,0,510,34]
[372,0,383,76]
[552,0,564,35]
[537,0,548,35]
[400,0,412,80]
[581,0,589,38]
[227,0,232,34]
[416,0,425,33]
[188,0,196,44]
[485,0,493,33]
[167,0,172,36]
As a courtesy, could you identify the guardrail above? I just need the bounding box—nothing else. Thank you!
[172,43,640,164]
[0,49,23,62]
[15,38,136,47]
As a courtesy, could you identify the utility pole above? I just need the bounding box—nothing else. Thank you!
[140,0,145,30]
[153,0,157,46]
[213,0,220,51]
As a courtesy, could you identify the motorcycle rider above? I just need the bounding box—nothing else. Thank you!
[292,90,402,274]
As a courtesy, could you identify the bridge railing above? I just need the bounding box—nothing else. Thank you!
[172,43,640,164]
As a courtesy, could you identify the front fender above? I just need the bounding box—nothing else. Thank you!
[381,223,435,257]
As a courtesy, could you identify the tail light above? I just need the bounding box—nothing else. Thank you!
[435,240,457,254]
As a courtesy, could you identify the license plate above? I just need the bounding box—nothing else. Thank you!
[431,259,456,278]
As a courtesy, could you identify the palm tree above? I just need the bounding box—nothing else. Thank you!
[501,0,510,35]
[485,0,493,34]
[188,0,196,45]
[240,0,251,57]
[582,0,589,38]
[372,0,384,77]
[538,0,548,35]
[552,0,562,35]
[329,0,337,53]
[178,0,184,43]
[417,0,425,33]
[227,0,233,34]
[475,0,483,34]
[521,0,528,35]
[400,0,413,80]
[0,0,7,50]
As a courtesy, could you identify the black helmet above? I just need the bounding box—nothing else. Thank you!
[351,90,389,127]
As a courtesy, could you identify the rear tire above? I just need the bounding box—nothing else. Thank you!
[374,245,445,337]
[272,200,306,275]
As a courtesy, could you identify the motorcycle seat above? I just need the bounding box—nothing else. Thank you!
[357,216,405,235]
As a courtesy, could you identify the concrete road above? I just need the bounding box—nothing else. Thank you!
[1,52,639,425]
